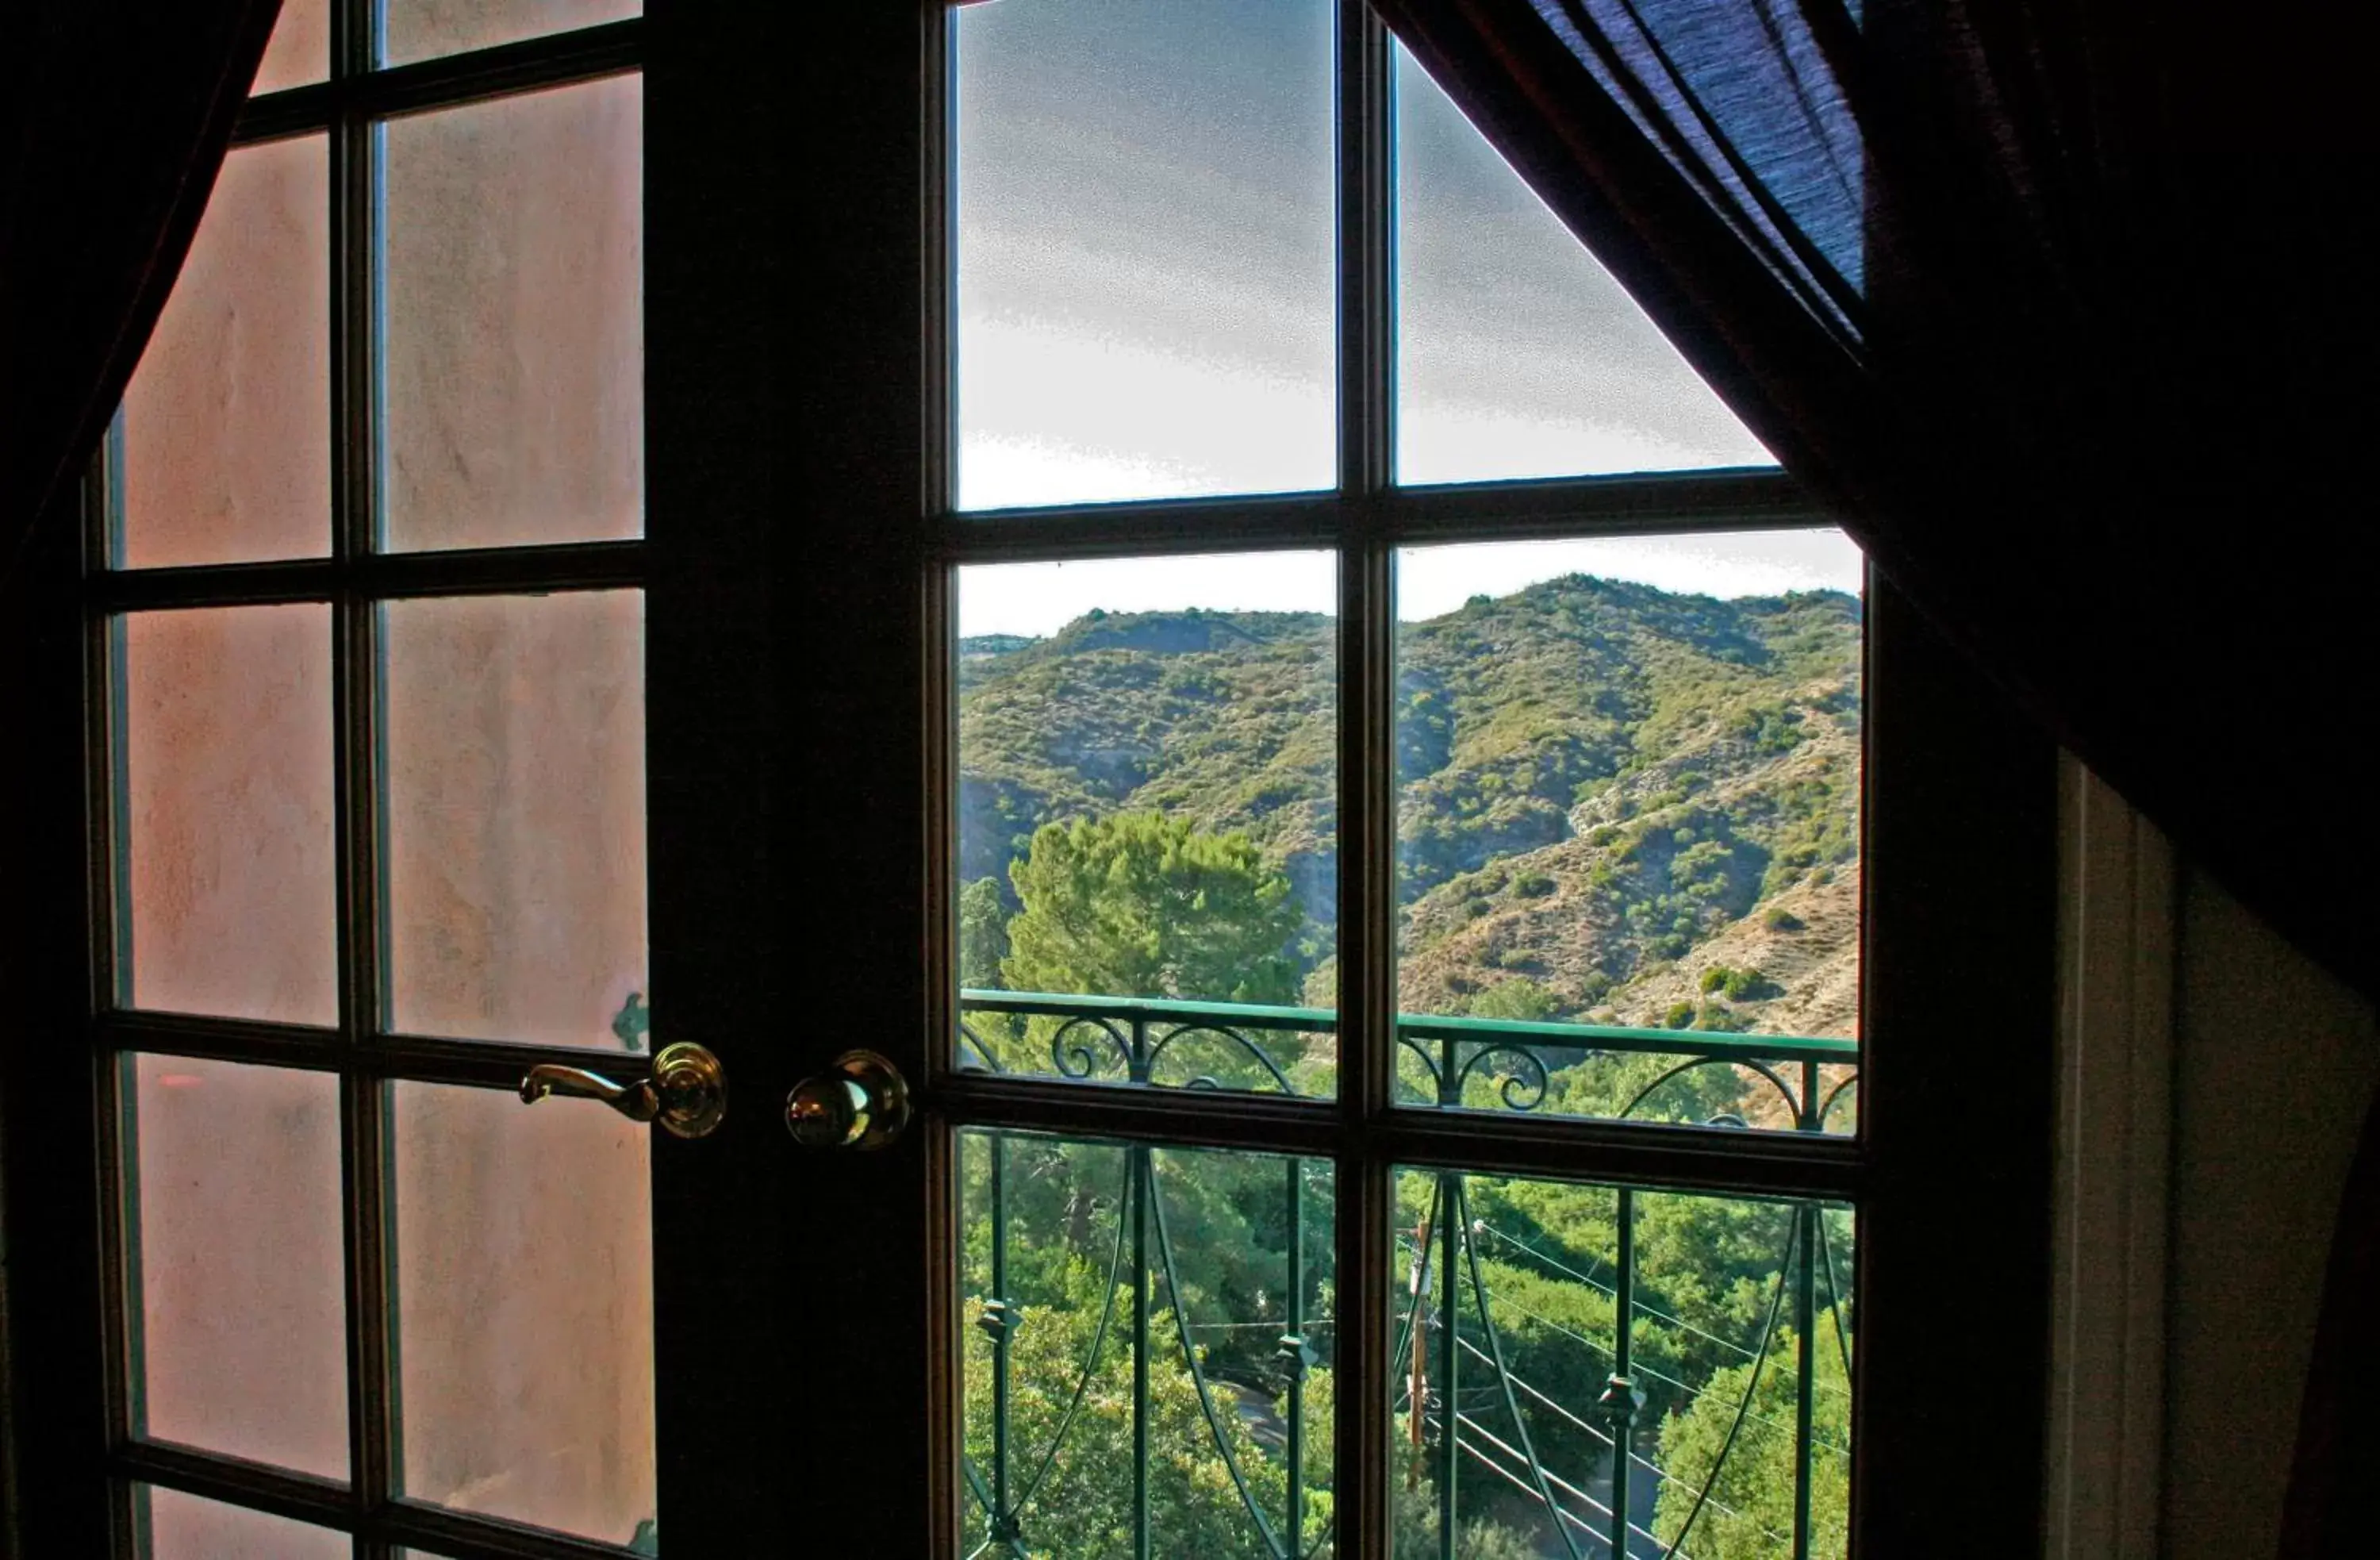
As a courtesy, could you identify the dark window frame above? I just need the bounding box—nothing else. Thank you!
[917,3,2056,1556]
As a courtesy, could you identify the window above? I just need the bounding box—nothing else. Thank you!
[0,4,2050,1554]
[82,6,656,1553]
[923,4,2048,1557]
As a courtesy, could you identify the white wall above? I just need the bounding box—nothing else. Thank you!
[2047,760,2377,1558]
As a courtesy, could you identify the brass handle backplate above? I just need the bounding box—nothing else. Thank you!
[785,1050,911,1151]
[520,1041,727,1139]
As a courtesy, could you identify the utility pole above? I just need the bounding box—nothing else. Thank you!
[1406,1213,1431,1486]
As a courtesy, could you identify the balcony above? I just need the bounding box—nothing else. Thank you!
[955,990,1857,1559]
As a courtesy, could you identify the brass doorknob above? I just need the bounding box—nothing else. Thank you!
[520,1041,727,1139]
[785,1050,911,1151]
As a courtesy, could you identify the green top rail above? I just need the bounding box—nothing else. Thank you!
[958,988,1859,1065]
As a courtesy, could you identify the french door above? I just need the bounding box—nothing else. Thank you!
[1,2,2053,1557]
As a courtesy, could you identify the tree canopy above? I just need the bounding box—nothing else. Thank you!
[1003,812,1305,1005]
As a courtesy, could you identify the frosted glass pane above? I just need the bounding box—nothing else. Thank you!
[393,1082,655,1546]
[383,78,643,550]
[955,0,1335,509]
[120,137,329,567]
[1395,47,1773,484]
[382,0,639,66]
[131,1058,346,1479]
[143,1487,347,1558]
[251,0,327,94]
[384,591,647,1047]
[121,605,337,1025]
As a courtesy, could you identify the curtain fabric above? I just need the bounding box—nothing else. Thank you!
[1372,0,2371,1003]
[0,0,282,586]
[1366,0,2371,1544]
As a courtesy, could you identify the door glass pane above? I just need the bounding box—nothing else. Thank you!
[129,1056,347,1479]
[384,590,646,1048]
[119,136,329,568]
[954,0,1335,510]
[140,1486,348,1558]
[958,1131,1334,1556]
[120,605,337,1025]
[955,554,1338,1093]
[382,0,641,66]
[1389,1170,1854,1559]
[1393,45,1773,486]
[252,0,328,94]
[1393,533,1863,1133]
[392,1081,656,1546]
[382,76,643,551]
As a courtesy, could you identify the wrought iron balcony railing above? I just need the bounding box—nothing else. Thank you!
[955,991,1858,1560]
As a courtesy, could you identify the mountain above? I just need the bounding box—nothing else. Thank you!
[958,575,1862,1039]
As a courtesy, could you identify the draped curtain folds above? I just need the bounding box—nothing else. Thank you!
[1369,0,2370,1545]
[0,0,282,585]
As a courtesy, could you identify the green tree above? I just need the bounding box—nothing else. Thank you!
[1390,1476,1537,1559]
[1653,1323,1852,1558]
[1468,978,1561,1023]
[960,875,1012,990]
[1004,813,1304,1005]
[962,1278,1334,1558]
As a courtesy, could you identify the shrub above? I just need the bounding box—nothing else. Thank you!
[1663,1000,1697,1030]
[1763,906,1804,932]
[1722,966,1779,1001]
[1514,872,1557,898]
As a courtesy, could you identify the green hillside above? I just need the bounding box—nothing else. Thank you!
[958,574,1862,1039]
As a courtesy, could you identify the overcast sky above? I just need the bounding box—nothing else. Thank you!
[955,0,1773,513]
[952,0,1815,636]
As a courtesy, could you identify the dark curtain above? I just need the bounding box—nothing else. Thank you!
[1366,0,2370,1543]
[0,0,282,586]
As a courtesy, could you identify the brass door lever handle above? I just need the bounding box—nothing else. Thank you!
[520,1041,727,1139]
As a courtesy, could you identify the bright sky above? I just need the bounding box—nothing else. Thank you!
[958,529,1864,639]
[954,1,1774,514]
[949,0,1831,641]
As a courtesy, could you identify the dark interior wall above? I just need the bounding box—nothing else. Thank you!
[2163,868,2377,1554]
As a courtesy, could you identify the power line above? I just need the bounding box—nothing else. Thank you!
[1480,1220,1853,1404]
[1395,1231,1851,1460]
